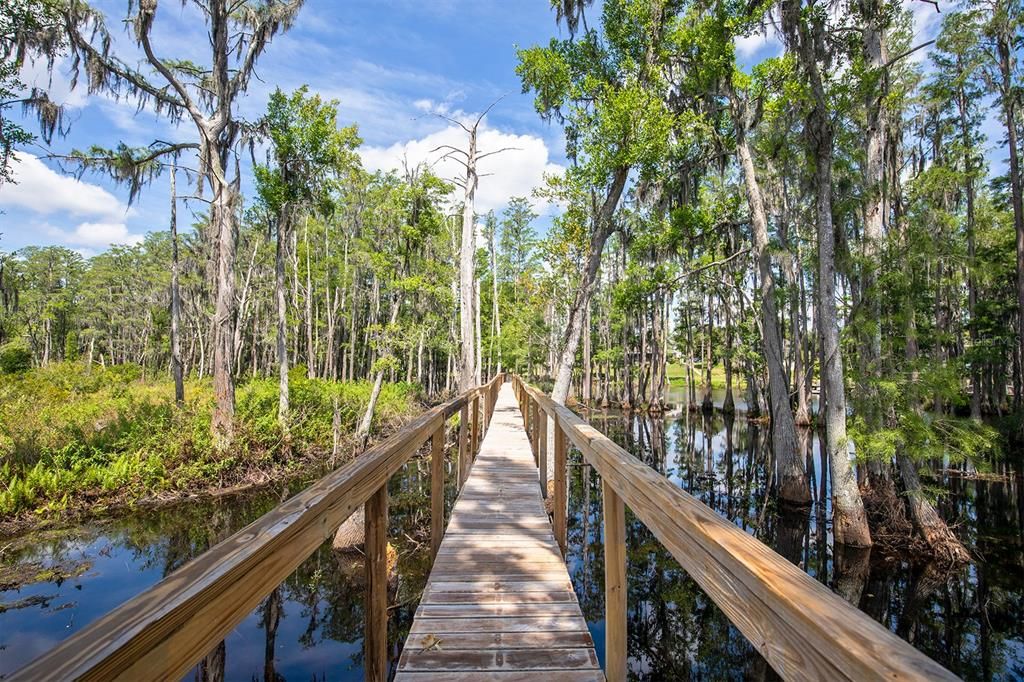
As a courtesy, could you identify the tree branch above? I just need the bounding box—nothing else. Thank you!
[476,146,521,161]
[883,40,936,69]
[662,248,751,290]
[135,6,204,123]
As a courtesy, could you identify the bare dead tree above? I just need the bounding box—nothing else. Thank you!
[429,95,518,391]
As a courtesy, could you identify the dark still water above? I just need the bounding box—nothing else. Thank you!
[2,408,1022,680]
[0,452,455,680]
[569,408,1024,681]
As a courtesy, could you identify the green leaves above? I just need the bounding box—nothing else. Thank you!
[256,86,362,218]
[518,0,675,180]
[516,41,574,121]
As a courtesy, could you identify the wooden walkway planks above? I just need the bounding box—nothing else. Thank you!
[396,384,602,681]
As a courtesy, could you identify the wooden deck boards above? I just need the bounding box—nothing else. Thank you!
[396,384,602,681]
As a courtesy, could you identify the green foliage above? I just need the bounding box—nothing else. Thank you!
[0,363,420,518]
[517,0,675,178]
[0,339,32,373]
[0,0,66,184]
[255,86,362,220]
[850,361,1000,466]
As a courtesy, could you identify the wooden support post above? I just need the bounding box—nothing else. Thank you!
[554,416,567,555]
[524,396,531,443]
[459,404,469,488]
[532,401,540,463]
[364,485,388,682]
[430,423,445,559]
[603,479,626,682]
[538,408,548,497]
[471,395,481,455]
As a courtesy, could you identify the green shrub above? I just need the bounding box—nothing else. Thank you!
[0,362,422,519]
[0,340,32,374]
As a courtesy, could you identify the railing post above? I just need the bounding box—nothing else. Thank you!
[471,395,481,455]
[603,479,627,682]
[554,415,567,555]
[524,394,531,444]
[483,386,490,429]
[459,404,469,488]
[538,407,548,497]
[364,484,388,682]
[532,401,540,463]
[431,422,445,559]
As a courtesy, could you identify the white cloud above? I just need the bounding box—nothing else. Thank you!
[65,222,144,248]
[32,221,145,256]
[0,153,131,221]
[734,9,783,61]
[735,32,771,59]
[360,120,563,214]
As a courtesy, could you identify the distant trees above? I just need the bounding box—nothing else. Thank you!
[256,86,361,432]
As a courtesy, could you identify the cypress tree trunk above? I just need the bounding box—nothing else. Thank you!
[782,0,870,544]
[169,163,185,404]
[210,179,238,449]
[459,133,478,393]
[276,216,290,433]
[737,115,806,499]
[551,167,628,404]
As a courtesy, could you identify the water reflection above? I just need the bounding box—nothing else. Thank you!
[0,450,456,680]
[569,407,1024,681]
[2,409,1021,680]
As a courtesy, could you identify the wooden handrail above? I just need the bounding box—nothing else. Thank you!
[512,375,959,682]
[11,374,505,682]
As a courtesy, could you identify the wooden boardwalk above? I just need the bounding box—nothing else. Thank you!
[396,384,602,681]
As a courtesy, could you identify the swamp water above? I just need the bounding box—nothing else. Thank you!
[0,455,457,681]
[1,407,1022,680]
[569,407,1024,680]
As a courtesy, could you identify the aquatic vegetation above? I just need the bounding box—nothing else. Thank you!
[0,363,421,519]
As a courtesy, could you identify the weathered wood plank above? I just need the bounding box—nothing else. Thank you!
[424,579,573,593]
[458,404,469,488]
[602,479,626,682]
[8,376,505,682]
[405,632,595,650]
[431,423,445,559]
[554,413,568,555]
[416,603,583,618]
[398,648,600,672]
[401,383,601,680]
[395,671,604,682]
[539,408,548,496]
[410,616,590,634]
[423,590,580,604]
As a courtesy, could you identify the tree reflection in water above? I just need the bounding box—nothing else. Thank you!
[0,448,455,680]
[1,412,1020,680]
[569,406,1024,681]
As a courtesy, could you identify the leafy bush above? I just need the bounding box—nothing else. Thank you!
[0,340,32,374]
[0,362,422,519]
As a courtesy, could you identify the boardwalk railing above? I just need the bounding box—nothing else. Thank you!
[11,374,504,682]
[512,375,959,682]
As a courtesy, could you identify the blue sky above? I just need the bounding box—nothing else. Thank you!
[0,0,573,256]
[0,0,1006,257]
